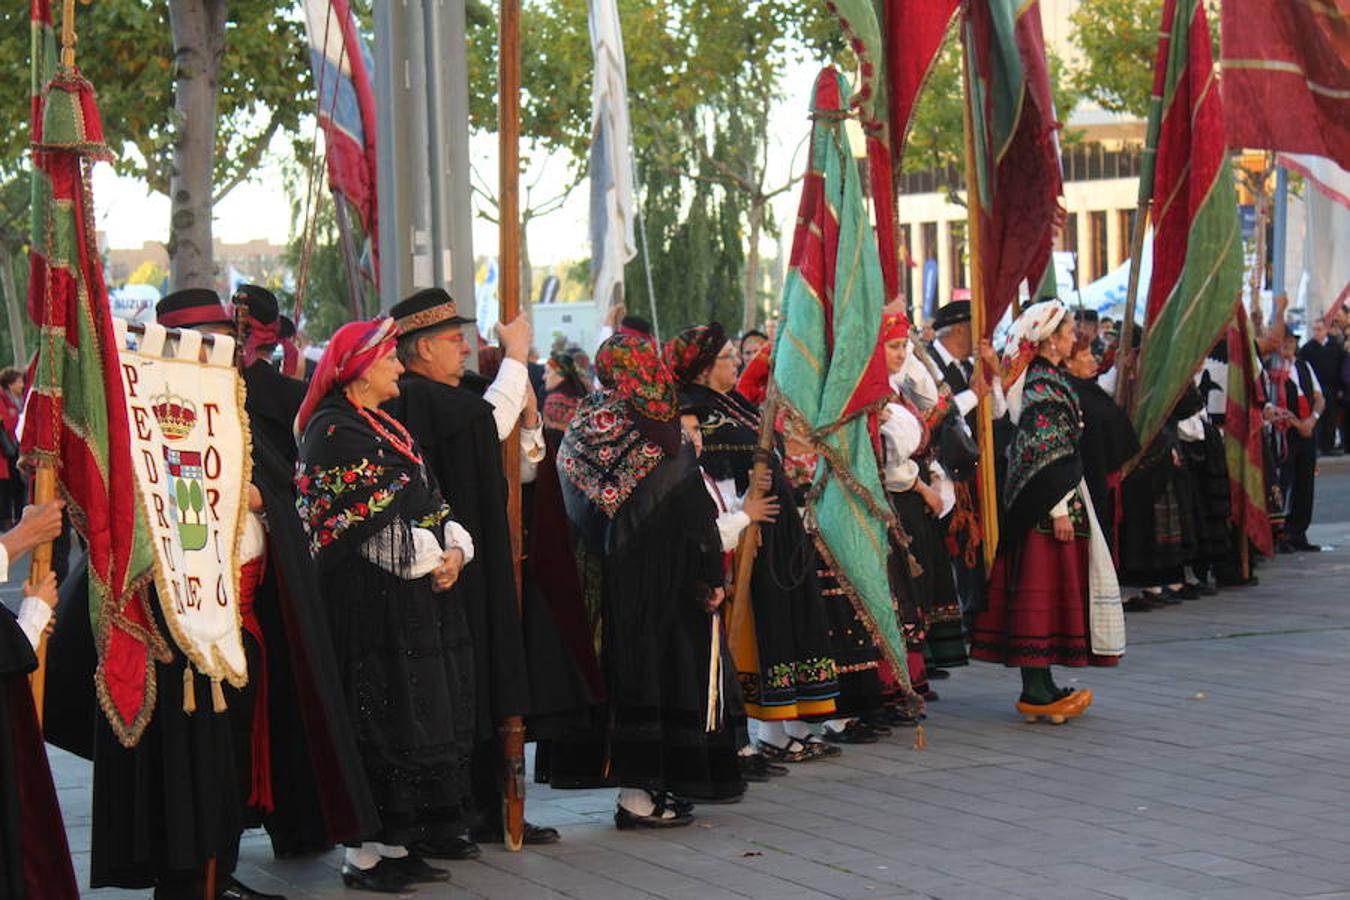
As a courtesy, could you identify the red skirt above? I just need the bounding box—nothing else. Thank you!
[970,529,1119,669]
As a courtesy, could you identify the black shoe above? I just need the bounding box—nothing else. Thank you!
[1155,590,1184,606]
[1176,583,1201,600]
[1123,596,1154,613]
[614,797,693,830]
[411,834,481,861]
[922,689,940,702]
[927,667,951,680]
[340,859,415,894]
[738,751,773,782]
[1291,540,1323,552]
[470,821,561,846]
[881,705,925,726]
[822,721,879,744]
[381,854,449,884]
[219,879,286,900]
[1278,540,1296,555]
[858,715,893,737]
[1195,581,1218,597]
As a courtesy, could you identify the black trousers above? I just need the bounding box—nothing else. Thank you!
[1281,434,1317,540]
[1316,403,1340,453]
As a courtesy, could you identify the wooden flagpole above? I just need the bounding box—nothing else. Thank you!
[1115,197,1151,405]
[498,0,527,853]
[959,20,998,572]
[29,0,84,728]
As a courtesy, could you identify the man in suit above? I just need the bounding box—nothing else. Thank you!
[1297,318,1343,455]
[1277,329,1325,552]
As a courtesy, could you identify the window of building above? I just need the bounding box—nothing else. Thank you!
[1088,211,1108,282]
[1118,208,1137,263]
[948,221,967,290]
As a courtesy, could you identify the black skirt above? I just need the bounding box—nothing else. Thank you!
[321,556,476,845]
[890,490,967,669]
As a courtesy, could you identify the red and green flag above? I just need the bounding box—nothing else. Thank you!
[1223,305,1273,558]
[772,68,911,693]
[1130,0,1243,452]
[962,0,1063,336]
[25,0,162,746]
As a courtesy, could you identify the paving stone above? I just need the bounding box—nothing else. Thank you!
[41,472,1350,898]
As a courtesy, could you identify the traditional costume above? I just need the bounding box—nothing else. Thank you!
[539,334,744,825]
[0,550,78,900]
[970,300,1124,722]
[229,285,380,857]
[880,314,967,680]
[383,288,560,851]
[295,318,475,890]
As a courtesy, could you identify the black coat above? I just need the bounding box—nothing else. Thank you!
[1298,338,1343,399]
[385,373,531,737]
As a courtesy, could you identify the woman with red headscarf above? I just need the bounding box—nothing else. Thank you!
[294,319,477,892]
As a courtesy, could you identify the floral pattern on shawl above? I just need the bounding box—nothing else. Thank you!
[662,322,726,385]
[594,333,678,423]
[1003,357,1082,511]
[295,459,411,553]
[558,390,667,518]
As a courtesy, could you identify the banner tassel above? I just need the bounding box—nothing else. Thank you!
[182,668,197,714]
[912,724,927,751]
[211,678,227,713]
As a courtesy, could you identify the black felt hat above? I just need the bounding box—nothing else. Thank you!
[390,287,475,338]
[230,283,279,325]
[156,288,232,330]
[931,299,971,331]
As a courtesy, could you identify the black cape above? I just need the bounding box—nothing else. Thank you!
[1,610,78,900]
[384,374,530,737]
[1069,374,1140,542]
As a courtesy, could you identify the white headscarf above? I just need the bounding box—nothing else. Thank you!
[1003,299,1069,425]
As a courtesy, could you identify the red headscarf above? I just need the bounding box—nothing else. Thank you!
[881,311,912,343]
[294,317,398,438]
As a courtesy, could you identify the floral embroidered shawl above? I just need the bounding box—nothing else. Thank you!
[558,334,680,520]
[1003,357,1084,540]
[295,394,450,570]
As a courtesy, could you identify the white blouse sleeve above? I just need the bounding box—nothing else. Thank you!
[16,597,53,650]
[880,403,923,493]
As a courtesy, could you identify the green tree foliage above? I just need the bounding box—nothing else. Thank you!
[0,1,311,196]
[1069,0,1162,118]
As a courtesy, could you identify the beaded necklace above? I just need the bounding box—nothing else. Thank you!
[347,395,422,465]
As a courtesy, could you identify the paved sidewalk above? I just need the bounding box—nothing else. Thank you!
[47,473,1350,899]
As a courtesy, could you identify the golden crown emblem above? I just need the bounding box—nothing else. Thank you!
[149,390,198,441]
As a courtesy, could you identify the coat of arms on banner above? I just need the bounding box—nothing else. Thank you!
[113,319,251,690]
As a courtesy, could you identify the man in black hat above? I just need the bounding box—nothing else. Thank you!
[925,298,1006,630]
[383,288,557,857]
[927,299,1006,427]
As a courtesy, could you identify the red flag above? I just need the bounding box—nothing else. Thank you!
[963,0,1064,336]
[884,0,960,169]
[1224,306,1273,558]
[26,1,163,744]
[1220,0,1350,170]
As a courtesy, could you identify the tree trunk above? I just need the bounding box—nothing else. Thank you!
[741,198,763,332]
[167,0,229,292]
[0,245,25,367]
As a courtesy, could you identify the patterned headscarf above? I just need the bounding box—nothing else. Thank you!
[559,333,682,518]
[662,322,727,385]
[294,317,399,437]
[595,333,679,426]
[1003,298,1069,424]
